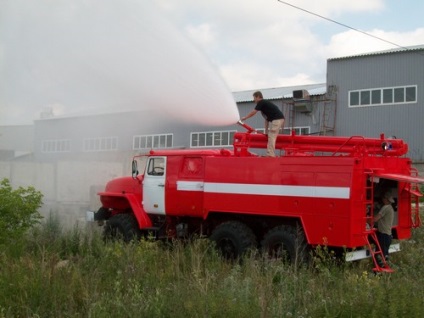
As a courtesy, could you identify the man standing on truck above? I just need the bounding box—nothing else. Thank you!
[372,192,395,266]
[241,91,285,157]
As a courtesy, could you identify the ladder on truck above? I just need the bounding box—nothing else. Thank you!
[365,232,394,273]
[363,172,394,273]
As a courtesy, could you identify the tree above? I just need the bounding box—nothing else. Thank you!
[0,178,43,245]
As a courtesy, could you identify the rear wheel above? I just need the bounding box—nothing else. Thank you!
[104,213,140,242]
[209,221,257,259]
[261,225,307,266]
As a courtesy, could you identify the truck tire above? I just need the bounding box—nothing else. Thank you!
[210,221,257,259]
[104,214,140,242]
[261,225,307,266]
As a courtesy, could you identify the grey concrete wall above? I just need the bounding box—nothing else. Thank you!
[0,160,126,227]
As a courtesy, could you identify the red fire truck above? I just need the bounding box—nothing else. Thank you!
[93,122,424,272]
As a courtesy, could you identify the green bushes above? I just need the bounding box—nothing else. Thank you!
[0,178,43,246]
[1,214,424,317]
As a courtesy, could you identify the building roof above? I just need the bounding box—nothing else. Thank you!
[34,84,328,122]
[232,83,327,103]
[328,44,424,61]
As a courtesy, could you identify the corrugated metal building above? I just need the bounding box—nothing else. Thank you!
[327,45,424,162]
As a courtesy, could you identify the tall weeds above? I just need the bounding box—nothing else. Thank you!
[1,214,423,317]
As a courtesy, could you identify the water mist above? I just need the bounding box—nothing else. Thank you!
[0,0,240,126]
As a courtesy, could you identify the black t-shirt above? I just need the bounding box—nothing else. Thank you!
[254,99,285,121]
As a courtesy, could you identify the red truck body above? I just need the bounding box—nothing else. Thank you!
[95,124,423,271]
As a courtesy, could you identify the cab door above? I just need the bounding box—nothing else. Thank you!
[143,157,166,215]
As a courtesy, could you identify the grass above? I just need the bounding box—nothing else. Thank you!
[1,212,424,318]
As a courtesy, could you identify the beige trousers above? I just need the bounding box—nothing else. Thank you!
[266,119,284,157]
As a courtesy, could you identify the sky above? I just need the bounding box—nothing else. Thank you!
[155,0,424,90]
[1,0,423,126]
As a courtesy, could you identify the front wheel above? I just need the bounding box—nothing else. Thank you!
[104,213,140,242]
[209,221,257,260]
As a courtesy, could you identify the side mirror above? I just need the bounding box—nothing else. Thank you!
[131,159,139,178]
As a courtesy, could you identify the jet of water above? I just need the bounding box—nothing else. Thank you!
[0,0,239,126]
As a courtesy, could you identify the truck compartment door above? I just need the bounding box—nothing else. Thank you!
[175,157,204,216]
[373,172,424,229]
[373,173,424,184]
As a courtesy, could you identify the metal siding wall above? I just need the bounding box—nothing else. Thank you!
[328,51,424,162]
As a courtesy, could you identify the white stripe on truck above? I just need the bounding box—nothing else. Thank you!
[177,181,350,199]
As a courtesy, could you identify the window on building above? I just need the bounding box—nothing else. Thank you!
[405,86,416,102]
[190,130,236,147]
[257,126,309,135]
[282,126,310,135]
[41,139,71,153]
[349,91,359,106]
[371,90,381,104]
[394,87,404,103]
[84,136,118,152]
[349,85,417,107]
[133,134,173,150]
[360,91,370,105]
[383,88,393,104]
